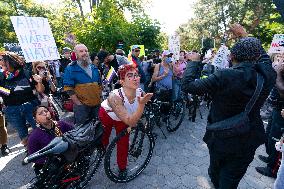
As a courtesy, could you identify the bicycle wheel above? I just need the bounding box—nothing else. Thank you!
[104,121,155,183]
[166,100,186,132]
[74,147,104,188]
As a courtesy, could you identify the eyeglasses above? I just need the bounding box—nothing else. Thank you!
[37,66,46,70]
[126,73,140,79]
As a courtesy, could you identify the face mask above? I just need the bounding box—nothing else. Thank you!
[165,57,172,64]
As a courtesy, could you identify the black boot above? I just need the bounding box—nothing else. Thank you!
[1,144,11,156]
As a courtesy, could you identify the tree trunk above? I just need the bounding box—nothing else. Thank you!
[76,0,85,21]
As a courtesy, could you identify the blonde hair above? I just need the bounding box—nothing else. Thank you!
[32,61,46,74]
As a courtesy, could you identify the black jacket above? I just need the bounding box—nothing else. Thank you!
[181,54,276,154]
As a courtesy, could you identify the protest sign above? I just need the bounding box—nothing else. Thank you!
[64,33,76,47]
[268,34,284,54]
[10,16,60,62]
[168,35,180,61]
[3,43,23,56]
[212,45,230,69]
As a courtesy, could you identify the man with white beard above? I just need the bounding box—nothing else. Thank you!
[63,44,102,126]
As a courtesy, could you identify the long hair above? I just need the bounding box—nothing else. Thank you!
[0,51,25,70]
[32,61,46,74]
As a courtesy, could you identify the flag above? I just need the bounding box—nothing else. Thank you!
[0,86,10,96]
[106,66,117,83]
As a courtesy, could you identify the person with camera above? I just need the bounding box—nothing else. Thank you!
[32,61,56,96]
[0,51,44,146]
[181,25,276,188]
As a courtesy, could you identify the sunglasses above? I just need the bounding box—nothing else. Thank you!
[37,66,46,70]
[135,50,140,52]
[126,73,140,79]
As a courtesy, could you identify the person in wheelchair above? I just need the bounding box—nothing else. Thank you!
[28,106,73,176]
[99,64,153,178]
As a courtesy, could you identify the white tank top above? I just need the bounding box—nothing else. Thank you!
[101,88,144,121]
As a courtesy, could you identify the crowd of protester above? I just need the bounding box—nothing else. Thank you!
[0,23,284,188]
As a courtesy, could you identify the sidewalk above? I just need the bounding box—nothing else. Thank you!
[0,106,275,188]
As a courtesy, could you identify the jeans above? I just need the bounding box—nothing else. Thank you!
[73,103,99,126]
[3,100,39,140]
[56,77,63,88]
[208,148,255,189]
[172,78,182,101]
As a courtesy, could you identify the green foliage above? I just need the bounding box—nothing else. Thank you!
[0,0,165,55]
[177,0,282,51]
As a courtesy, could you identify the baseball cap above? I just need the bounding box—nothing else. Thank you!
[162,50,171,57]
[131,45,141,50]
[62,47,71,53]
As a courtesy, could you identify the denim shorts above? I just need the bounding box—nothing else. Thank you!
[3,99,39,140]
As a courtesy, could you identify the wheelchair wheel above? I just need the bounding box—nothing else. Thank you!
[104,121,155,183]
[75,147,104,188]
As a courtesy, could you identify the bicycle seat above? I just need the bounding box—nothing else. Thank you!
[24,137,69,164]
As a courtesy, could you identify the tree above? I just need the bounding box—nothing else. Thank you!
[177,0,280,50]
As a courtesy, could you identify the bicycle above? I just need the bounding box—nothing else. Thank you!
[25,119,104,189]
[104,117,155,183]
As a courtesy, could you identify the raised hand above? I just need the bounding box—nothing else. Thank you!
[33,74,43,83]
[138,93,153,105]
[229,23,248,38]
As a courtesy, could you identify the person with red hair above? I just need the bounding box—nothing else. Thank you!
[99,64,153,178]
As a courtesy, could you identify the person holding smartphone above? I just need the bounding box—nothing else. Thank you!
[32,61,56,96]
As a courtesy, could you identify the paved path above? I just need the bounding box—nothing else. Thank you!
[0,106,275,189]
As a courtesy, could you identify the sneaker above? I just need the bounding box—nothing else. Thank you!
[255,167,277,178]
[1,144,11,156]
[118,169,127,179]
[22,150,29,166]
[258,155,269,163]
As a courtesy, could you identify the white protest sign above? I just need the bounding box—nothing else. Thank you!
[212,45,230,69]
[168,35,180,61]
[268,34,284,54]
[10,16,60,62]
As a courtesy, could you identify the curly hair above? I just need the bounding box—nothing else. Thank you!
[0,51,25,70]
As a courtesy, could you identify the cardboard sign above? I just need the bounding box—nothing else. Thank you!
[168,35,180,61]
[3,43,23,56]
[268,34,284,54]
[10,16,60,62]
